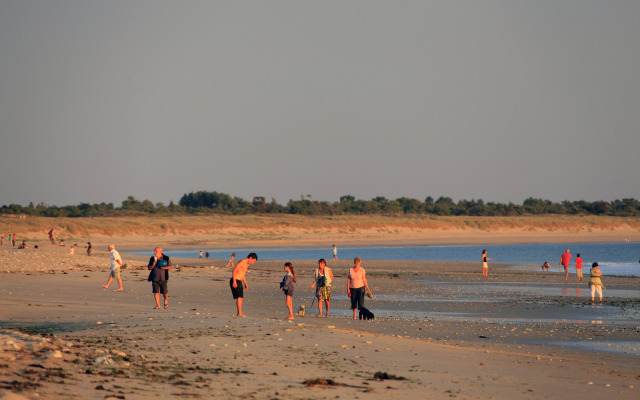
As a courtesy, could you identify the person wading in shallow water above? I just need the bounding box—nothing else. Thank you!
[560,248,572,282]
[347,257,371,320]
[482,249,493,279]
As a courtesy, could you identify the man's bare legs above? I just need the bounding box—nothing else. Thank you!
[236,298,246,317]
[103,276,123,290]
[102,276,113,289]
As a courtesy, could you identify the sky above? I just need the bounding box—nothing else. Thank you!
[1,1,639,208]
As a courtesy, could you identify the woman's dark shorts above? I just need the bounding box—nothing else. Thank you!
[350,286,365,310]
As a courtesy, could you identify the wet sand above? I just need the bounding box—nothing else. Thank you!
[1,244,639,399]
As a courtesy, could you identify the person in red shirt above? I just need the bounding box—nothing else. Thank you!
[559,248,572,281]
[575,253,583,282]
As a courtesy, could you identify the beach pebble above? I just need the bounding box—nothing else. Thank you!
[44,350,63,358]
[0,391,31,400]
[1,340,20,351]
[94,356,114,365]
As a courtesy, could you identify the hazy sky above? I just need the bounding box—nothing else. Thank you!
[1,1,639,208]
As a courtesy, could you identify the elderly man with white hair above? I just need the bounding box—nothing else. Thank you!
[102,244,124,291]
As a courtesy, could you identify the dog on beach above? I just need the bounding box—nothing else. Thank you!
[297,305,305,317]
[359,306,374,320]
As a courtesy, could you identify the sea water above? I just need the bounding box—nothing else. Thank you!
[126,242,640,277]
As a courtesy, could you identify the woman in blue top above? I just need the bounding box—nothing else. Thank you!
[280,262,297,320]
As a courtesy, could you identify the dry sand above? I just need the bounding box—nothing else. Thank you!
[3,214,640,250]
[1,243,639,399]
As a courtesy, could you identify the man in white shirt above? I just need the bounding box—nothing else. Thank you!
[102,244,124,291]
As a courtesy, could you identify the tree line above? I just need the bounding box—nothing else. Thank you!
[2,192,639,217]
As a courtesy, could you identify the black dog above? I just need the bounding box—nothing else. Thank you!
[359,306,375,320]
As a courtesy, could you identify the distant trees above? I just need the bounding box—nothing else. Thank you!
[2,193,640,217]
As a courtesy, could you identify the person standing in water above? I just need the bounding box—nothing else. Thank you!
[482,249,493,278]
[575,253,584,282]
[560,248,572,281]
[347,257,371,320]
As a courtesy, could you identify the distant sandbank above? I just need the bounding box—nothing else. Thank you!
[2,214,639,250]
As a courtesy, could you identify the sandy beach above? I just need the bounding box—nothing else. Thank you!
[1,241,639,399]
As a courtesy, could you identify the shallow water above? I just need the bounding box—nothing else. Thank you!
[548,340,640,357]
[126,242,640,276]
[414,280,640,299]
[296,306,639,326]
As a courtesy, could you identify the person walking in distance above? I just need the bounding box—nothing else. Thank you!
[560,248,572,282]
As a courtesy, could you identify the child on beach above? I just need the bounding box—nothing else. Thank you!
[575,253,584,282]
[225,253,236,269]
[280,262,296,320]
[541,262,551,271]
[589,262,604,303]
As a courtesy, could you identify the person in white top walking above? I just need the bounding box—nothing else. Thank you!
[102,244,124,291]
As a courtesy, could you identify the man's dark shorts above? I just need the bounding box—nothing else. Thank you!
[230,278,244,299]
[152,281,168,294]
